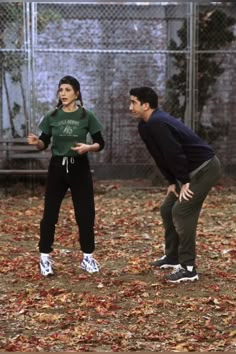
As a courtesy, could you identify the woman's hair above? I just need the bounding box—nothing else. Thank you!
[129,87,158,109]
[51,75,86,117]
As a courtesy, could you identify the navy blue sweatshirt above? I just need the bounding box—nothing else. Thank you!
[138,109,215,184]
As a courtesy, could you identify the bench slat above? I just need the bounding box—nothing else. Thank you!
[9,153,50,159]
[0,145,45,151]
[0,169,48,175]
[0,138,28,143]
[0,138,50,175]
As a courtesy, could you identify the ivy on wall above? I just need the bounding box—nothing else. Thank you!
[164,8,236,142]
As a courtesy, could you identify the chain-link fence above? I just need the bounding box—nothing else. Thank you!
[0,1,236,180]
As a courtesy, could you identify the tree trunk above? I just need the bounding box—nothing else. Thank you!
[3,70,16,137]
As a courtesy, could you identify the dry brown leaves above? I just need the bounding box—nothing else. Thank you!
[0,179,235,352]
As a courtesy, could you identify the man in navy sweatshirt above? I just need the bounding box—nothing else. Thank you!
[129,86,221,283]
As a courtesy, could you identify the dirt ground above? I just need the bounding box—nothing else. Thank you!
[0,178,235,352]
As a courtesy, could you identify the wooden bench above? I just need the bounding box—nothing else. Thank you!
[0,138,50,176]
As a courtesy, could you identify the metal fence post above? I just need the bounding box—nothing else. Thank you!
[186,2,198,132]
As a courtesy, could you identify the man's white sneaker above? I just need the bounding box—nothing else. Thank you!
[81,256,100,273]
[40,254,54,276]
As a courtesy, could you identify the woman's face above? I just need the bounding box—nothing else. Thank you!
[58,84,79,107]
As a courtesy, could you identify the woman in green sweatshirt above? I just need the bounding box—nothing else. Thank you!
[28,75,105,276]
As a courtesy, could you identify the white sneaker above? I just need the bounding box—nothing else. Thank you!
[81,256,100,273]
[40,254,54,276]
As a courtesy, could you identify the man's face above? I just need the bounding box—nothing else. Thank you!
[129,95,145,119]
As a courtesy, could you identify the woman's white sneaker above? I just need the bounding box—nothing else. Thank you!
[40,254,54,276]
[81,256,100,273]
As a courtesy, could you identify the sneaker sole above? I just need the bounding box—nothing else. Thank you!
[167,275,199,283]
[80,265,99,274]
[40,271,54,277]
[159,264,180,269]
[150,263,179,269]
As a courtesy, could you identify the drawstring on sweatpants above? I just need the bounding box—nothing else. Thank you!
[62,157,75,173]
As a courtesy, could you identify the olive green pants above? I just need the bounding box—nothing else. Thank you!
[160,156,222,266]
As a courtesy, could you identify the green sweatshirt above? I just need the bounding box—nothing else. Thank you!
[39,107,103,157]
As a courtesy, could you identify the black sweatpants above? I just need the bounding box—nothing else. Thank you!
[39,156,95,254]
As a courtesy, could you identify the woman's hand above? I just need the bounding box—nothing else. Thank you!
[71,143,91,155]
[27,133,39,145]
[179,182,194,202]
[27,133,44,150]
[71,142,100,154]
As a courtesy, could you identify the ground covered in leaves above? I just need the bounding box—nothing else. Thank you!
[0,178,235,352]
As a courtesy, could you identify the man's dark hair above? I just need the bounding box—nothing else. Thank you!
[129,87,158,109]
